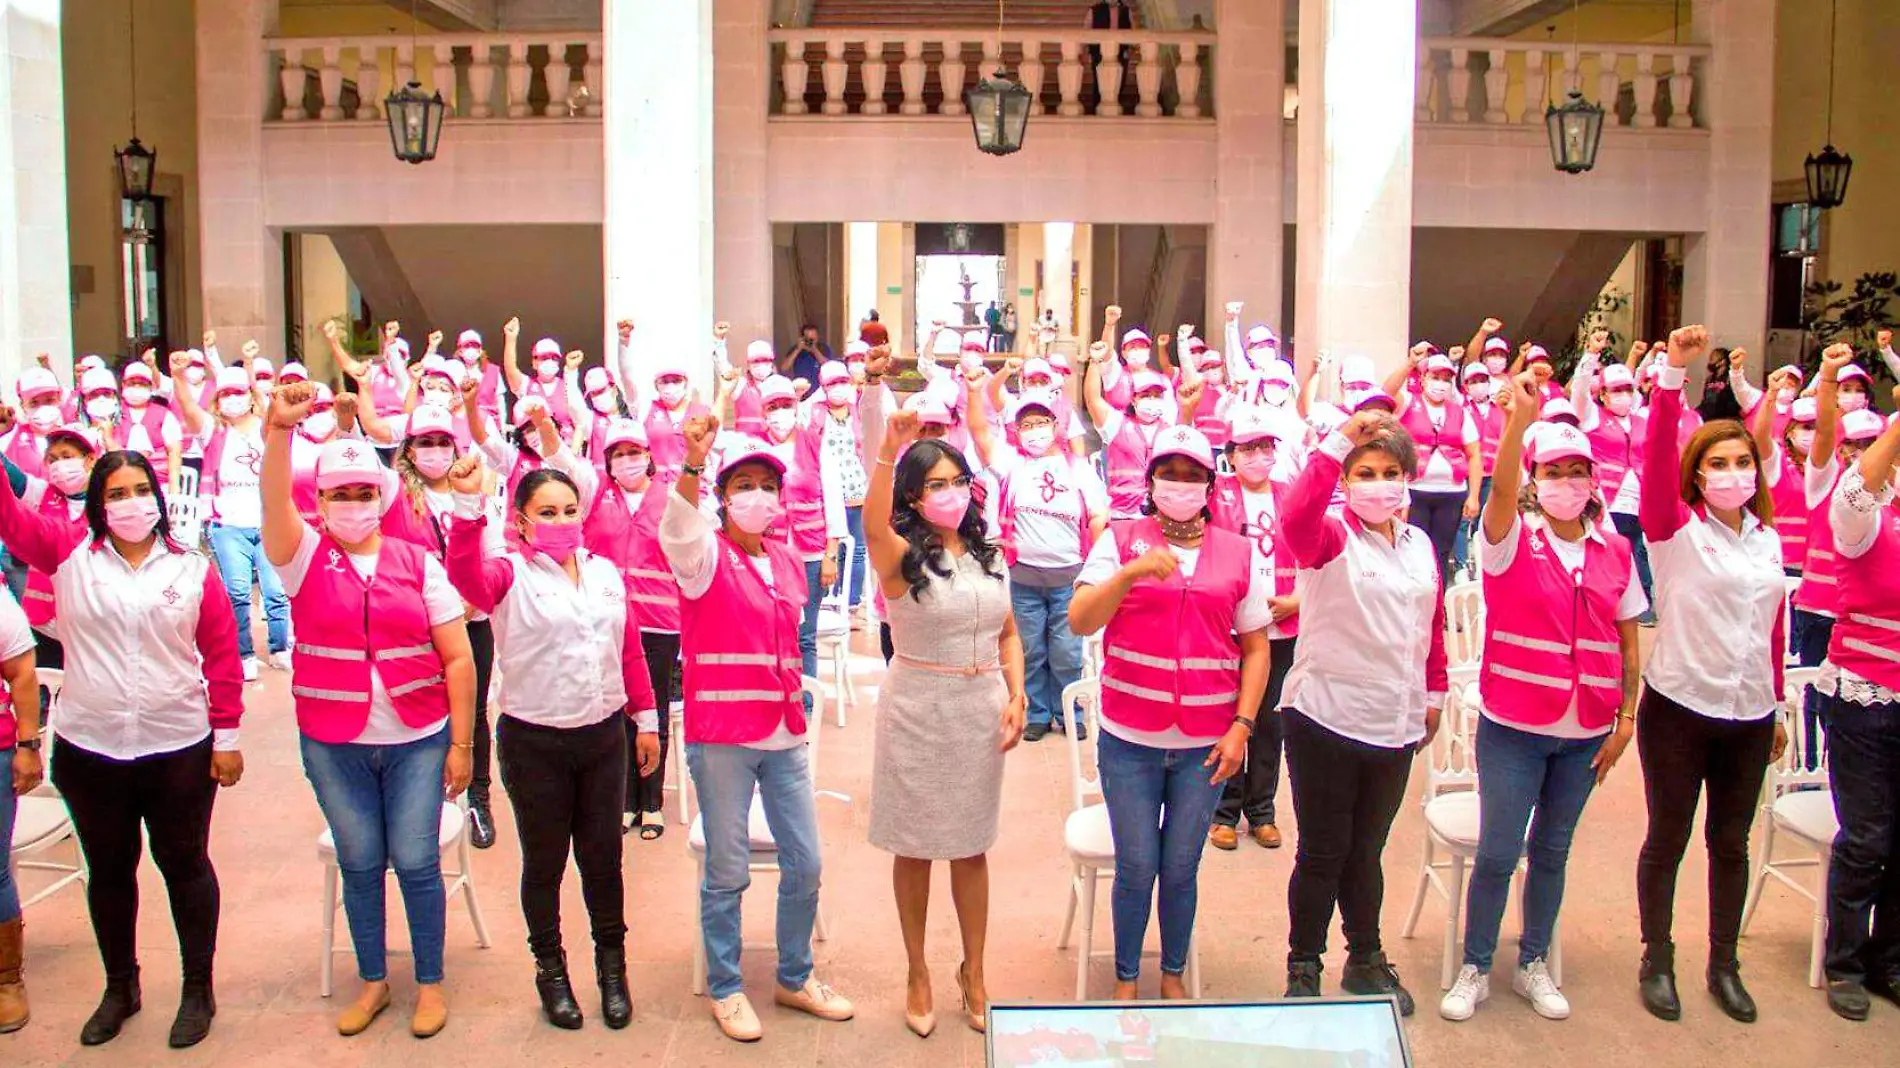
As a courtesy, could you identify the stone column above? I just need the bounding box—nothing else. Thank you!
[606,0,716,390]
[712,0,772,358]
[195,0,283,353]
[1294,0,1417,378]
[1042,221,1075,343]
[0,1,73,381]
[1210,0,1285,339]
[1681,0,1776,357]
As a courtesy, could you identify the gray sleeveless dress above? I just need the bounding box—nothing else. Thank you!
[868,550,1012,860]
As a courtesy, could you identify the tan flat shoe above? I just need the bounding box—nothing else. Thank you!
[1208,825,1239,851]
[410,988,448,1039]
[1251,824,1283,849]
[336,986,391,1037]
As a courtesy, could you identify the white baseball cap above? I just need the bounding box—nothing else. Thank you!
[603,417,650,452]
[1528,422,1595,466]
[1226,405,1284,446]
[1843,409,1884,442]
[1149,425,1216,470]
[16,368,60,402]
[405,405,455,440]
[315,438,385,490]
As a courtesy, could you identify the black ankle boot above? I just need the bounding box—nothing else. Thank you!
[595,947,632,1030]
[168,977,216,1049]
[1339,952,1414,1017]
[1639,945,1680,1021]
[468,798,496,850]
[79,970,141,1046]
[1707,947,1757,1023]
[1284,959,1323,998]
[534,953,584,1030]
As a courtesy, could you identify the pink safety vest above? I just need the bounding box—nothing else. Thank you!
[120,403,173,483]
[1795,468,1843,616]
[1208,475,1299,638]
[1098,518,1250,737]
[996,453,1097,568]
[1104,418,1160,517]
[1398,398,1470,483]
[730,381,765,437]
[3,428,48,480]
[474,362,503,419]
[365,364,406,416]
[1479,520,1632,730]
[1470,401,1505,477]
[584,480,680,632]
[766,426,828,557]
[379,490,448,559]
[1770,454,1809,573]
[1828,505,1900,690]
[644,401,705,482]
[518,375,571,429]
[584,414,614,476]
[1584,410,1648,498]
[287,533,449,744]
[21,485,80,630]
[678,531,808,744]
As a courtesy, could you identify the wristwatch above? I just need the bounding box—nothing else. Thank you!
[682,462,707,477]
[14,736,41,752]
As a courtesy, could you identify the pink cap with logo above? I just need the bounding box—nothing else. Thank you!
[405,405,455,440]
[1540,397,1580,425]
[214,366,249,395]
[583,367,613,394]
[1423,354,1455,375]
[1246,326,1278,350]
[532,338,563,360]
[1461,362,1491,382]
[79,368,118,396]
[1120,329,1153,352]
[1600,364,1635,389]
[761,375,798,405]
[16,368,60,402]
[280,362,310,383]
[1148,424,1216,470]
[746,340,776,364]
[1129,370,1171,396]
[456,329,483,351]
[1842,409,1884,442]
[1482,337,1512,355]
[604,417,649,452]
[1528,422,1595,465]
[1790,397,1819,423]
[1838,363,1872,385]
[315,439,385,489]
[1227,405,1284,446]
[905,393,955,426]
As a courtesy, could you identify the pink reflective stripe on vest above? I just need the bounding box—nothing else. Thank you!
[1207,475,1299,637]
[1828,508,1900,690]
[1472,402,1505,476]
[583,479,680,631]
[1479,520,1632,730]
[1795,471,1843,614]
[1399,399,1470,483]
[1584,412,1647,496]
[1097,518,1250,737]
[21,487,74,629]
[678,532,809,743]
[769,427,828,557]
[1104,419,1158,517]
[4,429,46,480]
[1771,457,1809,569]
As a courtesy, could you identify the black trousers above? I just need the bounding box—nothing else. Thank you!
[467,619,495,804]
[1634,687,1775,956]
[51,736,221,984]
[1214,638,1296,828]
[1405,488,1466,587]
[1283,709,1414,963]
[1820,690,1900,982]
[497,713,629,959]
[629,630,680,815]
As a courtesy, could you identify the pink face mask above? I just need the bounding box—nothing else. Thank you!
[323,499,381,544]
[920,485,971,529]
[412,446,454,480]
[1123,346,1152,369]
[656,381,687,407]
[1151,479,1209,522]
[1605,391,1636,417]
[104,496,160,542]
[1233,449,1276,484]
[1840,390,1869,413]
[1699,469,1757,511]
[609,454,649,490]
[726,487,783,534]
[529,519,584,562]
[536,359,560,381]
[1346,480,1410,525]
[47,457,89,495]
[1535,477,1594,521]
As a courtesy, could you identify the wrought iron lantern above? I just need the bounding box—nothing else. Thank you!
[1546,89,1605,175]
[967,70,1032,157]
[116,137,157,199]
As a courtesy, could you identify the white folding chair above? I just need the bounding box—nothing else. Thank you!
[1054,679,1201,1000]
[169,466,203,548]
[1399,683,1562,990]
[11,669,87,909]
[1740,667,1834,988]
[668,695,691,826]
[1082,633,1104,681]
[1443,580,1484,674]
[688,678,839,996]
[317,792,491,997]
[813,534,857,727]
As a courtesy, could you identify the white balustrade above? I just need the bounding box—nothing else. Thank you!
[766,29,1217,120]
[265,33,604,124]
[1416,37,1709,130]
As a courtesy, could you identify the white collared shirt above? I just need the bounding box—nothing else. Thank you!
[54,539,241,758]
[1643,503,1784,722]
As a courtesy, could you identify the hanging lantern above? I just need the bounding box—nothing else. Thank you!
[966,70,1032,157]
[115,137,157,199]
[1545,89,1605,175]
[1805,144,1852,210]
[385,80,446,165]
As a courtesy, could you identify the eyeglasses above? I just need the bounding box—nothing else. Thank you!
[1231,440,1277,456]
[1017,417,1056,431]
[922,475,973,494]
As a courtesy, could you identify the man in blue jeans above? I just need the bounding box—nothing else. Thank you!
[207,523,290,680]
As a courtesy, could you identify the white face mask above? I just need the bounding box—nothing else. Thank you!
[27,405,61,432]
[1019,426,1056,456]
[1464,381,1494,403]
[1122,346,1151,369]
[1423,380,1452,403]
[747,362,772,382]
[123,386,152,407]
[590,392,617,415]
[824,384,854,407]
[1485,356,1508,375]
[656,381,687,407]
[765,408,797,438]
[536,359,560,380]
[422,386,456,409]
[303,411,337,438]
[1605,392,1635,417]
[1261,384,1293,408]
[218,394,252,419]
[85,396,119,420]
[185,367,207,386]
[1134,397,1166,424]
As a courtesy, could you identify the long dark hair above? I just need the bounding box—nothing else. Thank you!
[891,439,1001,600]
[84,450,173,543]
[513,467,580,515]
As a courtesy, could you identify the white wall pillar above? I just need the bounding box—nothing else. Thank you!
[1042,221,1075,342]
[1294,0,1417,378]
[712,0,772,354]
[605,0,715,390]
[1210,0,1284,338]
[1681,0,1776,357]
[0,0,72,382]
[195,0,282,353]
[846,221,878,336]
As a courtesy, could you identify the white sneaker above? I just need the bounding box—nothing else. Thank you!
[1513,959,1569,1020]
[1439,964,1489,1021]
[710,992,762,1042]
[267,651,293,672]
[242,657,259,682]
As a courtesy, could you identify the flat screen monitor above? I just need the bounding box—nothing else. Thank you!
[987,996,1412,1068]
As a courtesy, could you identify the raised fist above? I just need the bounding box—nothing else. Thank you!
[502,316,520,340]
[202,330,217,349]
[1104,305,1122,325]
[268,381,316,429]
[565,349,585,370]
[322,319,340,341]
[682,414,719,464]
[448,454,485,495]
[241,340,261,360]
[1481,318,1504,335]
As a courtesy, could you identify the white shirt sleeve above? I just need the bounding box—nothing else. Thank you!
[543,441,599,513]
[479,435,518,474]
[1479,513,1522,576]
[420,555,467,626]
[1880,345,1900,382]
[272,524,324,595]
[1078,462,1110,515]
[1459,412,1480,446]
[1805,454,1839,511]
[660,491,718,600]
[1616,568,1650,621]
[1831,464,1894,561]
[1075,529,1123,587]
[0,588,36,661]
[1729,368,1764,415]
[160,411,183,448]
[1234,561,1275,634]
[1097,410,1126,444]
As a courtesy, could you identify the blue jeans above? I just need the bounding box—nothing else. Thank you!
[300,724,450,984]
[0,746,16,920]
[1010,581,1084,729]
[1610,512,1655,617]
[1096,730,1224,980]
[1791,609,1836,771]
[1462,715,1606,971]
[685,742,823,999]
[1453,477,1493,574]
[800,559,826,712]
[208,523,289,661]
[840,506,867,608]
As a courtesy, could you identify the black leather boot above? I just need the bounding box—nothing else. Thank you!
[1707,945,1757,1023]
[468,798,496,850]
[1340,952,1414,1017]
[168,976,216,1048]
[79,969,141,1046]
[596,946,632,1030]
[1639,944,1681,1021]
[534,953,584,1030]
[1284,959,1322,998]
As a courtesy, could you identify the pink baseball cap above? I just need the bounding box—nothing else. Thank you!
[1525,345,1552,366]
[1129,370,1170,396]
[906,394,954,426]
[1246,326,1278,351]
[961,338,988,356]
[844,339,871,360]
[279,362,310,384]
[1047,351,1074,376]
[418,356,457,384]
[603,417,649,452]
[1601,364,1636,389]
[1351,389,1397,414]
[1838,363,1873,385]
[1843,409,1884,442]
[16,368,60,402]
[121,362,156,386]
[583,367,613,395]
[761,375,798,406]
[1790,397,1818,424]
[76,354,107,374]
[1186,337,1209,357]
[43,427,101,455]
[1021,358,1054,383]
[512,395,549,427]
[315,438,384,489]
[1197,349,1224,370]
[719,436,788,477]
[186,349,207,368]
[746,340,775,364]
[214,367,249,396]
[79,368,117,396]
[1261,359,1297,387]
[310,383,336,410]
[456,329,483,350]
[1423,354,1455,375]
[1541,397,1580,425]
[1148,425,1216,471]
[1340,356,1377,389]
[1482,337,1512,356]
[405,405,455,440]
[818,361,850,386]
[1227,406,1284,446]
[1007,395,1058,423]
[252,358,276,380]
[1461,362,1491,382]
[1528,422,1594,466]
[1120,329,1152,352]
[531,338,563,361]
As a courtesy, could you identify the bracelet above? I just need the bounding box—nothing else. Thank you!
[451,741,475,750]
[681,462,706,477]
[1616,711,1636,723]
[1232,715,1256,735]
[876,457,896,467]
